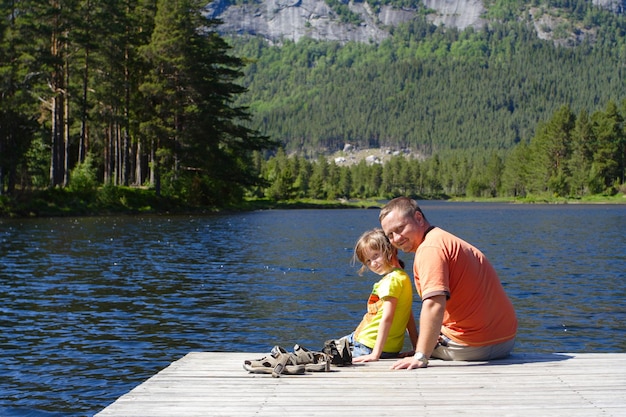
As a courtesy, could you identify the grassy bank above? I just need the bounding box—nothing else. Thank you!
[1,188,624,218]
[0,189,378,218]
[449,194,626,204]
[0,187,193,218]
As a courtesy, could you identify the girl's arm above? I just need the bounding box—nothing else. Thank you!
[353,297,397,363]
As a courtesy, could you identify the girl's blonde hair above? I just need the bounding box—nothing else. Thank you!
[352,228,402,275]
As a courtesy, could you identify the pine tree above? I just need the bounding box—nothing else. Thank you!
[139,0,276,202]
[590,100,624,193]
[501,143,531,197]
[485,152,504,197]
[308,156,328,199]
[568,109,596,196]
[528,105,575,196]
[591,101,624,194]
[0,1,38,194]
[8,0,75,187]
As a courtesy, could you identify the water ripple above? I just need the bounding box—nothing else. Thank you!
[1,204,625,416]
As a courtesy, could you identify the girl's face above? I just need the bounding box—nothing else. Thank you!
[362,247,392,276]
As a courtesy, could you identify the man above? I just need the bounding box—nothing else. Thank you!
[379,197,517,369]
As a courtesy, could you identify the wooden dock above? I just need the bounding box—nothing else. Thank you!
[96,351,626,417]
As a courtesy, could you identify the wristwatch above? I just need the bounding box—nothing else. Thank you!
[414,352,429,366]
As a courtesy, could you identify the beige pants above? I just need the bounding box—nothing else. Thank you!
[431,336,515,361]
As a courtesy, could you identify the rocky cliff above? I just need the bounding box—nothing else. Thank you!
[206,0,624,44]
[206,0,485,44]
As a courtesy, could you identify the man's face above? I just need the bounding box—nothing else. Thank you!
[381,210,421,253]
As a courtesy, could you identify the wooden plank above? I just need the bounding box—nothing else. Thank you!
[96,352,626,417]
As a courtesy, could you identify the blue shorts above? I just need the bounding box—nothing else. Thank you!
[345,332,399,359]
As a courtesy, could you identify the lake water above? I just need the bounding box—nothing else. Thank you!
[1,202,625,416]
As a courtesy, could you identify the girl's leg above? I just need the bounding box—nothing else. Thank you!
[348,333,399,359]
[352,340,373,358]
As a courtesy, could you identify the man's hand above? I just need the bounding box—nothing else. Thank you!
[390,356,428,370]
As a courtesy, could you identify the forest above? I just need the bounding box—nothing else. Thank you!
[1,0,625,217]
[0,0,276,208]
[229,14,626,155]
[255,101,626,200]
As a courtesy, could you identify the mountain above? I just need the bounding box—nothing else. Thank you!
[206,0,625,45]
[204,0,626,157]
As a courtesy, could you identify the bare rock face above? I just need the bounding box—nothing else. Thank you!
[206,0,623,44]
[593,0,625,13]
[422,0,486,30]
[206,0,486,43]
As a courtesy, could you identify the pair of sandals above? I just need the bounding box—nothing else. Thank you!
[243,344,331,377]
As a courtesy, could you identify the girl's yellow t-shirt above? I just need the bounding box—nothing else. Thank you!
[353,268,414,353]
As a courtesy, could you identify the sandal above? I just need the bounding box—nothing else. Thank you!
[243,346,305,377]
[244,345,286,368]
[293,344,331,372]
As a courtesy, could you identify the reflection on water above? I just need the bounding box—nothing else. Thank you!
[1,203,625,416]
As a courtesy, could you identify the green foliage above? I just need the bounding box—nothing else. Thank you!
[138,0,278,200]
[484,0,526,21]
[93,185,181,213]
[0,0,41,195]
[230,9,626,157]
[68,154,98,196]
[0,0,275,205]
[254,98,625,201]
[24,138,49,189]
[2,0,626,213]
[527,105,576,196]
[325,0,363,24]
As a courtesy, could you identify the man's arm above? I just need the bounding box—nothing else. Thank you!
[391,294,446,369]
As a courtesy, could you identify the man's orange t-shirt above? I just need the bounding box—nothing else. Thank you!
[413,227,517,346]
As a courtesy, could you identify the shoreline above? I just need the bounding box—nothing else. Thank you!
[1,191,625,219]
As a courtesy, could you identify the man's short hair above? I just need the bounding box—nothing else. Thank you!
[379,197,425,222]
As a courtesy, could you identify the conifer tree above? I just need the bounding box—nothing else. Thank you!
[568,109,596,195]
[0,1,38,194]
[485,152,504,197]
[590,100,624,193]
[308,156,328,199]
[293,155,312,198]
[8,0,74,187]
[139,0,276,203]
[528,105,575,196]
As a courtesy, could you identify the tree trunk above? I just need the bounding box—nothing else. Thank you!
[49,7,67,188]
[63,54,70,187]
[104,122,111,184]
[50,95,64,187]
[79,46,90,163]
[114,122,121,185]
[122,44,131,186]
[135,140,143,186]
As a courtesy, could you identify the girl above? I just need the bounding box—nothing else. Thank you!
[349,228,417,362]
